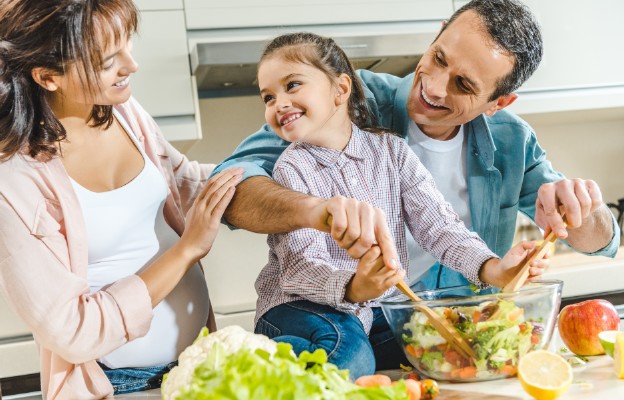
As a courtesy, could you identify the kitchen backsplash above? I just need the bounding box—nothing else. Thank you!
[521,107,624,204]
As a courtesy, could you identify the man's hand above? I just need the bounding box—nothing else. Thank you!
[309,195,400,270]
[345,246,405,303]
[535,178,603,238]
[535,178,615,253]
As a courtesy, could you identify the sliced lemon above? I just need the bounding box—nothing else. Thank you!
[613,332,624,378]
[518,350,573,400]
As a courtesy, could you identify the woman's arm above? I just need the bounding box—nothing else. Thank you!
[0,169,240,363]
[139,168,241,306]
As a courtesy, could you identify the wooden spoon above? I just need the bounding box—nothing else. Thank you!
[396,280,477,361]
[502,212,566,293]
[500,230,558,293]
[488,215,565,321]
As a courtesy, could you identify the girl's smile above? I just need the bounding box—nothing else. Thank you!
[279,111,303,127]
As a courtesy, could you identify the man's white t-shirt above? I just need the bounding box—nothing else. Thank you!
[405,121,473,283]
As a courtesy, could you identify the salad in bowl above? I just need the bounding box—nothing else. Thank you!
[381,280,563,382]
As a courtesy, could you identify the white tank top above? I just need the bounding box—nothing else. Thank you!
[70,112,209,368]
[405,121,472,283]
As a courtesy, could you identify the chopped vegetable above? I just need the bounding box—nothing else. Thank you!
[419,379,439,399]
[401,300,543,380]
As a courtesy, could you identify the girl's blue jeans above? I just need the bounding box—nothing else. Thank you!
[99,360,177,395]
[254,300,408,378]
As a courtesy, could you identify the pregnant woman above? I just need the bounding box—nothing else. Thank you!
[0,1,242,398]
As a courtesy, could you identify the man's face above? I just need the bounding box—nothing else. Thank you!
[407,10,516,138]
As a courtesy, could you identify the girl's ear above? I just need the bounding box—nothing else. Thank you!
[335,73,352,106]
[31,67,60,91]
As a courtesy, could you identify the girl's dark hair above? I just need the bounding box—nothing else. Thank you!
[0,0,139,161]
[259,32,389,134]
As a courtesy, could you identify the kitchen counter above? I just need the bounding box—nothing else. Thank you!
[74,325,624,400]
[8,343,624,399]
[110,356,624,399]
[542,246,624,299]
[118,318,624,399]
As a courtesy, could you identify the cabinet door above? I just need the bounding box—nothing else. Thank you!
[132,10,194,118]
[134,0,183,10]
[184,0,453,29]
[519,0,624,92]
[0,297,30,339]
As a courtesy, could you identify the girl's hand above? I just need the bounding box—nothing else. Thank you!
[345,245,405,303]
[481,240,550,288]
[179,168,243,262]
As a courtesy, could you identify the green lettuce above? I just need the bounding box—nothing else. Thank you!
[175,342,409,400]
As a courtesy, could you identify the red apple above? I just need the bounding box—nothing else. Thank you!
[558,299,620,356]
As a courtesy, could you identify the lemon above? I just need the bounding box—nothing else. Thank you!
[518,350,573,400]
[613,332,624,378]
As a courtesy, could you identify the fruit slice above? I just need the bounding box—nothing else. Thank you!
[518,350,573,400]
[598,330,620,358]
[613,332,624,378]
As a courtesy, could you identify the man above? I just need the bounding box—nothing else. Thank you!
[213,0,619,291]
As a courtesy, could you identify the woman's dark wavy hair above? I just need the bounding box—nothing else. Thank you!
[440,0,543,101]
[0,0,139,161]
[259,32,391,135]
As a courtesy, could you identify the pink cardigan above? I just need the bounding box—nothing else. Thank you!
[0,98,216,399]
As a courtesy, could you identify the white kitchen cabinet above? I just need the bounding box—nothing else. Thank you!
[452,0,470,10]
[134,0,183,10]
[505,1,624,114]
[131,9,201,141]
[519,0,624,92]
[0,297,39,378]
[183,0,453,29]
[0,297,30,339]
[201,225,268,330]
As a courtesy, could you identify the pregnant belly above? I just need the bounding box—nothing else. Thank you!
[99,265,210,368]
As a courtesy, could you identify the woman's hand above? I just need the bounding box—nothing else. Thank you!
[345,245,405,303]
[179,168,243,262]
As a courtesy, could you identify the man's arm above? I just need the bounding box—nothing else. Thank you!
[223,176,323,234]
[515,124,619,256]
[224,176,401,268]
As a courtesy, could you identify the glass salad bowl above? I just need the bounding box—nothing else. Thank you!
[381,280,563,382]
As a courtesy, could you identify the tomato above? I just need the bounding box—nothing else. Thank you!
[405,371,420,381]
[419,379,440,399]
[531,333,540,345]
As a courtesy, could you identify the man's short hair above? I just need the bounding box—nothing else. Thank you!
[443,0,543,101]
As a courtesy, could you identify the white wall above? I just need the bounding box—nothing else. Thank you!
[521,108,624,204]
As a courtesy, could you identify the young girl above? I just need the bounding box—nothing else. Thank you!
[253,32,548,378]
[0,1,241,398]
